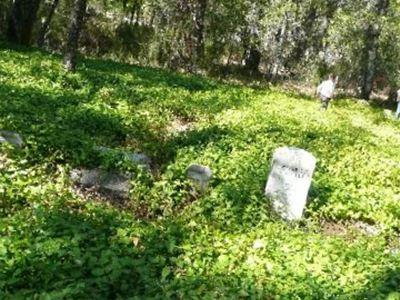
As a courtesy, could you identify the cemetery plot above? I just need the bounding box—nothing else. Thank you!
[1,44,400,299]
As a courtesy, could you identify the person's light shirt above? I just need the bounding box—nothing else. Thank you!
[317,79,335,99]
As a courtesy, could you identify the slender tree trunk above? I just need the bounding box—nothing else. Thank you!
[271,18,287,79]
[7,0,41,45]
[193,0,207,65]
[242,31,261,75]
[359,0,389,100]
[134,3,142,25]
[244,47,261,75]
[37,0,59,47]
[129,7,135,24]
[129,1,140,25]
[149,7,155,27]
[360,24,379,100]
[291,6,317,63]
[387,85,397,102]
[63,0,87,72]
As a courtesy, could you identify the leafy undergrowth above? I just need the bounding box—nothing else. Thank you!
[1,42,400,299]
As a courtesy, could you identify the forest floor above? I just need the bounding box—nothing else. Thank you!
[1,42,400,299]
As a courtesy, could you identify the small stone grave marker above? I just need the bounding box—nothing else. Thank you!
[265,147,316,221]
[358,100,370,106]
[0,130,24,148]
[383,109,394,119]
[95,146,151,170]
[354,221,380,237]
[186,164,212,193]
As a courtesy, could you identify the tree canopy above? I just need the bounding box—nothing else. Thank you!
[2,0,400,97]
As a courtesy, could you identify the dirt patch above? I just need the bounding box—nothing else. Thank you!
[320,220,381,238]
[71,184,152,219]
[168,117,194,134]
[320,221,349,237]
[71,184,127,207]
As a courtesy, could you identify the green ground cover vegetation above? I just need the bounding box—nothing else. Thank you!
[1,42,400,299]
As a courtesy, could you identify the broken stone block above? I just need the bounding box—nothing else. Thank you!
[265,147,316,221]
[94,146,151,169]
[358,100,370,106]
[186,164,212,193]
[71,168,131,199]
[0,131,24,148]
[125,152,151,168]
[354,221,380,237]
[383,109,394,119]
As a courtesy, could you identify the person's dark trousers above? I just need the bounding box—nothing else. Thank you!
[320,96,331,111]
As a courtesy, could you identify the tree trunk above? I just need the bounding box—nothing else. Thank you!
[7,0,41,45]
[271,18,287,79]
[387,86,397,102]
[193,0,207,65]
[128,1,140,25]
[359,0,389,100]
[37,0,59,47]
[360,24,378,100]
[134,3,142,25]
[129,9,134,24]
[244,47,261,75]
[291,6,317,64]
[63,0,87,72]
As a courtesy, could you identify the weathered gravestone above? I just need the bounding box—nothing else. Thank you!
[354,221,380,237]
[0,131,24,148]
[70,168,132,199]
[186,164,212,193]
[94,146,151,170]
[265,147,316,221]
[358,100,370,106]
[126,152,151,168]
[383,109,394,119]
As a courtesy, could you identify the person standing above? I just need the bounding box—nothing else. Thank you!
[317,74,337,111]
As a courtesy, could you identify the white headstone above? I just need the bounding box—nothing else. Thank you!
[265,147,316,221]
